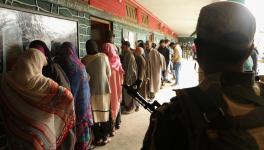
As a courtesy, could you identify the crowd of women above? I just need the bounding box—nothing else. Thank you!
[0,30,180,150]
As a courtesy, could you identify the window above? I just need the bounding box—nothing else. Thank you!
[141,13,149,26]
[126,3,137,22]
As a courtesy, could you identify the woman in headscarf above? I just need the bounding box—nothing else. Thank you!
[54,42,94,150]
[29,40,74,150]
[82,40,111,145]
[29,40,70,90]
[102,31,124,135]
[0,47,75,149]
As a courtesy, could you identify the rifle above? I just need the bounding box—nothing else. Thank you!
[122,81,161,113]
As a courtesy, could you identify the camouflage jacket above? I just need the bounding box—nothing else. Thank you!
[142,72,264,150]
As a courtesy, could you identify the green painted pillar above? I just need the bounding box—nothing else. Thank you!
[228,0,245,4]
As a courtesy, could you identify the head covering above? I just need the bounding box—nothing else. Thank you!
[57,42,82,75]
[55,42,94,147]
[137,40,145,48]
[196,1,256,50]
[122,41,131,47]
[86,40,99,54]
[102,43,124,72]
[135,47,145,56]
[169,42,176,47]
[29,40,51,61]
[0,48,75,149]
[105,30,115,43]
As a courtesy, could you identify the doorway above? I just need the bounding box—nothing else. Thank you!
[91,17,112,50]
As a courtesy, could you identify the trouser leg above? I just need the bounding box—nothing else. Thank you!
[175,62,181,85]
[115,108,121,128]
[100,122,109,140]
[92,123,101,142]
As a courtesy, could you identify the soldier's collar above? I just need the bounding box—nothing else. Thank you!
[220,72,255,87]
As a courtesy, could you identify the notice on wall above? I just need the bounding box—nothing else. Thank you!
[0,7,78,73]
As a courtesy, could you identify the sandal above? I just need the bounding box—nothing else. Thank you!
[94,139,103,146]
[102,137,111,145]
[109,130,116,137]
[88,145,95,150]
[115,124,120,130]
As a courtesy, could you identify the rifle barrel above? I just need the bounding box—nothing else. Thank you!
[122,84,161,113]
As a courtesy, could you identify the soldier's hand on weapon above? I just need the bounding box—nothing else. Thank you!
[133,79,142,90]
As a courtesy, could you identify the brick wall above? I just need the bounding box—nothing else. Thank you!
[113,21,158,47]
[149,15,160,32]
[89,0,176,39]
[90,0,126,17]
[113,22,123,48]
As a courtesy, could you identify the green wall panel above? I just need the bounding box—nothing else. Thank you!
[84,12,90,19]
[79,17,89,25]
[154,33,165,44]
[38,0,52,12]
[137,32,148,41]
[79,35,91,43]
[51,4,58,14]
[58,7,72,17]
[88,7,112,21]
[79,11,85,18]
[80,43,86,51]
[19,0,36,5]
[12,1,37,10]
[69,8,78,16]
[113,22,122,47]
[79,26,87,35]
[86,26,91,35]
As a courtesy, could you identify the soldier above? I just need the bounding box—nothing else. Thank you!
[142,2,264,150]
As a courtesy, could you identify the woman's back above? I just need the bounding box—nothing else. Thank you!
[0,49,75,150]
[82,53,110,95]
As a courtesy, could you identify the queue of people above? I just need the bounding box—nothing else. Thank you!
[0,30,184,149]
[0,24,178,149]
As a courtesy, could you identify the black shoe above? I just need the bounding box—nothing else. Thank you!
[115,124,120,130]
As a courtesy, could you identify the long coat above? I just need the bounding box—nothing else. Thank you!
[147,48,166,93]
[135,54,147,99]
[82,53,111,123]
[122,50,138,110]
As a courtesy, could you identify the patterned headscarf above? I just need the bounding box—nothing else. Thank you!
[29,40,51,61]
[0,49,75,149]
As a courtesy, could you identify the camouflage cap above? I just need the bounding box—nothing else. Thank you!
[196,1,256,50]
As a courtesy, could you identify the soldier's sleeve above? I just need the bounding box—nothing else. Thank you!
[142,97,189,150]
